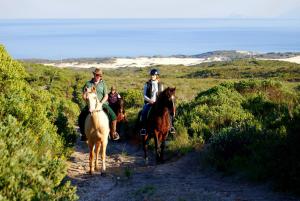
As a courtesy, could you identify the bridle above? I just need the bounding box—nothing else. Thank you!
[87,92,103,114]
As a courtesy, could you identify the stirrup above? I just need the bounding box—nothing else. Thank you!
[169,127,176,134]
[111,132,120,141]
[140,128,146,136]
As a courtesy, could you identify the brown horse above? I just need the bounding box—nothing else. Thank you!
[114,98,127,123]
[84,87,110,174]
[141,87,176,163]
[110,98,127,137]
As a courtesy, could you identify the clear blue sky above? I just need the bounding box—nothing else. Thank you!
[0,0,300,19]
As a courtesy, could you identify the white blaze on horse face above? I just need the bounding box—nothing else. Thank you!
[87,93,98,113]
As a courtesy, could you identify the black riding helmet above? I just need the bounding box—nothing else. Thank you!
[150,69,159,76]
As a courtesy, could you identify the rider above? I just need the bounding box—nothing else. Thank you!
[140,69,176,135]
[108,85,122,115]
[78,68,120,141]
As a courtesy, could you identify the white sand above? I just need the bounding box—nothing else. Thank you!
[258,56,300,64]
[276,56,300,64]
[42,57,225,68]
[42,55,300,69]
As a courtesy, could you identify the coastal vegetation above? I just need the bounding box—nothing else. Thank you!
[1,43,300,199]
[0,45,78,200]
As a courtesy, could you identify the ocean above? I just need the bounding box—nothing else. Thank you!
[0,18,300,59]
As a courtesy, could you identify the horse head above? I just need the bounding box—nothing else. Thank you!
[84,86,102,113]
[158,87,176,117]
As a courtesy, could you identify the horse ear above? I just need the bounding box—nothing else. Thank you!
[92,86,96,92]
[170,87,176,94]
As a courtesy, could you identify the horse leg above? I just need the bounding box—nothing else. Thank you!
[154,131,161,163]
[88,142,94,174]
[95,141,101,171]
[160,140,165,163]
[142,135,149,164]
[101,140,108,176]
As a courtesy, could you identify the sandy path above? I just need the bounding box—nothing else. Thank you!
[67,139,299,201]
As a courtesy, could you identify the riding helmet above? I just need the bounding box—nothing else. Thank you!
[150,69,159,75]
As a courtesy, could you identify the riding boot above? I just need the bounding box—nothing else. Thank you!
[169,114,176,135]
[110,120,120,141]
[79,107,89,141]
[140,119,147,136]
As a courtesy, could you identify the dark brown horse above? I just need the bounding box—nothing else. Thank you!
[142,87,176,163]
[110,98,127,137]
[115,98,127,123]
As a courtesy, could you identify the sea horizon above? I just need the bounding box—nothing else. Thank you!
[1,18,300,59]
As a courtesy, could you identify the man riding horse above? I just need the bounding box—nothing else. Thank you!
[140,68,176,135]
[78,68,120,141]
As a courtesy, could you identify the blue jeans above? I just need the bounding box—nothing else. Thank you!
[141,104,152,124]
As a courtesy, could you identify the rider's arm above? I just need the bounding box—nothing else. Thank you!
[101,94,108,104]
[100,81,108,104]
[143,84,151,103]
[117,93,121,99]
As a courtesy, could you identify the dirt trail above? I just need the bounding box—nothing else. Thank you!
[67,138,299,201]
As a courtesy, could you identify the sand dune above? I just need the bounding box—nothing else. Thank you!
[43,57,224,68]
[43,55,300,69]
[276,56,300,64]
[258,56,300,64]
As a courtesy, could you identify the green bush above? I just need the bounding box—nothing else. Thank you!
[272,105,300,193]
[0,45,78,200]
[120,89,143,108]
[176,84,253,141]
[176,79,300,193]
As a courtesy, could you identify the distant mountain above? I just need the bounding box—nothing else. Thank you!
[191,50,258,59]
[19,50,300,64]
[255,52,300,59]
[190,50,300,60]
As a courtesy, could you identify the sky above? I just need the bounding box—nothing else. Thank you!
[0,0,300,19]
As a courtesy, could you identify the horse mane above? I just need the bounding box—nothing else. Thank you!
[151,87,176,115]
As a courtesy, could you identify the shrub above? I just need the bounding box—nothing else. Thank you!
[176,79,300,193]
[120,89,143,108]
[0,45,78,200]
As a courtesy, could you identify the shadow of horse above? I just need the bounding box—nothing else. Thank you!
[140,87,176,163]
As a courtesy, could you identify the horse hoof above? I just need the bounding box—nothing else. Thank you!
[89,170,93,175]
[144,157,149,165]
[101,172,107,177]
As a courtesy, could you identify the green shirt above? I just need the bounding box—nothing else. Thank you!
[83,79,108,104]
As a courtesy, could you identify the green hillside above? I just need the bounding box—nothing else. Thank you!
[1,43,300,198]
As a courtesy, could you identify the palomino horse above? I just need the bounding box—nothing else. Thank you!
[141,87,176,163]
[84,87,110,174]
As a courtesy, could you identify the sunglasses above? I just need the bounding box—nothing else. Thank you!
[95,74,102,77]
